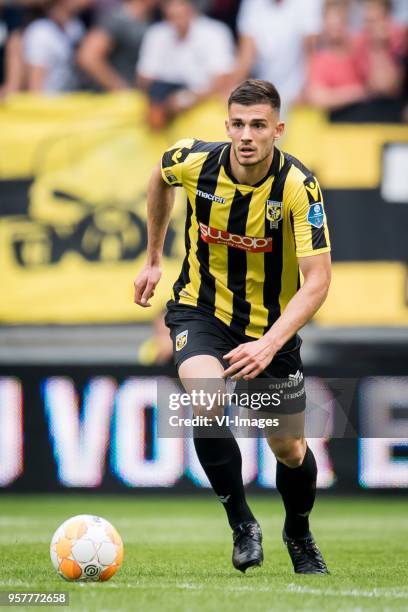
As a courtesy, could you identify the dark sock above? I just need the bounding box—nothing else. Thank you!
[193,425,255,529]
[276,445,317,539]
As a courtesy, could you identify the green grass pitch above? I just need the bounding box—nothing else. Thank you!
[0,495,407,611]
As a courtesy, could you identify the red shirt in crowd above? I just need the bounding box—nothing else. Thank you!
[309,47,364,88]
[352,20,407,81]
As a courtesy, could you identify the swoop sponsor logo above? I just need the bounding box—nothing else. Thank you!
[199,223,272,253]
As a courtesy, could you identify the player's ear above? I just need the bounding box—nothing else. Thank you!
[225,119,231,137]
[274,121,285,142]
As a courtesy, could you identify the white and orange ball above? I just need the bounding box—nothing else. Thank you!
[50,515,124,582]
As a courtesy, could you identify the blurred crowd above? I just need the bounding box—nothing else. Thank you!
[0,0,407,123]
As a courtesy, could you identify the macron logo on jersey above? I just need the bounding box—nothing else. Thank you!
[199,223,273,253]
[196,189,226,204]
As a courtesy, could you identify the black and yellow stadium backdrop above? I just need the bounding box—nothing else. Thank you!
[0,93,407,325]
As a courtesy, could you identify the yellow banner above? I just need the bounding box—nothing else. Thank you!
[0,93,228,323]
[0,93,407,324]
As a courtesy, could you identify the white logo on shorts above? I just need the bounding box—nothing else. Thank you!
[288,370,304,384]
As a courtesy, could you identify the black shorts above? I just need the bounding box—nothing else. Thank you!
[165,303,306,415]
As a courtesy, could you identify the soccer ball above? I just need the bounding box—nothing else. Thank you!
[50,515,124,582]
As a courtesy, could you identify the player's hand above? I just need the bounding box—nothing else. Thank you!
[222,338,277,381]
[134,264,162,307]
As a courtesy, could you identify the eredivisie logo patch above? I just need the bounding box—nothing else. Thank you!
[307,203,324,229]
[176,330,188,351]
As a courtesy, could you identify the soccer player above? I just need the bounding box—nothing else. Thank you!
[134,79,331,574]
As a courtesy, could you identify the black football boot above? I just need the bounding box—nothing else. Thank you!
[283,530,329,574]
[232,521,263,573]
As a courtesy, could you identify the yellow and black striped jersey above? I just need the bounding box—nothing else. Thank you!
[161,138,331,339]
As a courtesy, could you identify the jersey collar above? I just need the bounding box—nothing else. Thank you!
[220,144,281,188]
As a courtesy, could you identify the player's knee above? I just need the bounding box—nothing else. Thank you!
[193,403,224,419]
[268,437,306,468]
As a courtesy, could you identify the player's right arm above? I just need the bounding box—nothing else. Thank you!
[134,138,196,306]
[133,162,176,307]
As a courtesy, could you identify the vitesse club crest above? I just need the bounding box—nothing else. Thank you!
[266,200,282,229]
[176,330,188,351]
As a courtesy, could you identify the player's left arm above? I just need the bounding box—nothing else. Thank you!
[262,250,331,352]
[223,253,331,380]
[223,174,331,380]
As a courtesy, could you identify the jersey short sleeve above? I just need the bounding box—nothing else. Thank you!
[289,174,331,257]
[161,138,196,187]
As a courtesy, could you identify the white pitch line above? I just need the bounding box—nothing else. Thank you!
[1,580,407,601]
[153,582,408,600]
[286,584,408,599]
[70,582,408,600]
[0,517,217,527]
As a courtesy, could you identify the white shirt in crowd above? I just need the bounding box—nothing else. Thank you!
[237,0,323,111]
[23,18,84,92]
[137,15,235,92]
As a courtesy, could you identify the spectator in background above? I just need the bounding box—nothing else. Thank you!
[205,0,242,36]
[333,0,408,31]
[0,1,25,96]
[308,0,406,122]
[77,0,157,91]
[136,0,235,129]
[23,0,92,92]
[306,1,367,110]
[353,0,406,100]
[234,0,323,113]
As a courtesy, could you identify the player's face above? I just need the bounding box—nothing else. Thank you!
[226,103,285,167]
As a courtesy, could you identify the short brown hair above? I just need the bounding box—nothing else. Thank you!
[228,79,281,112]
